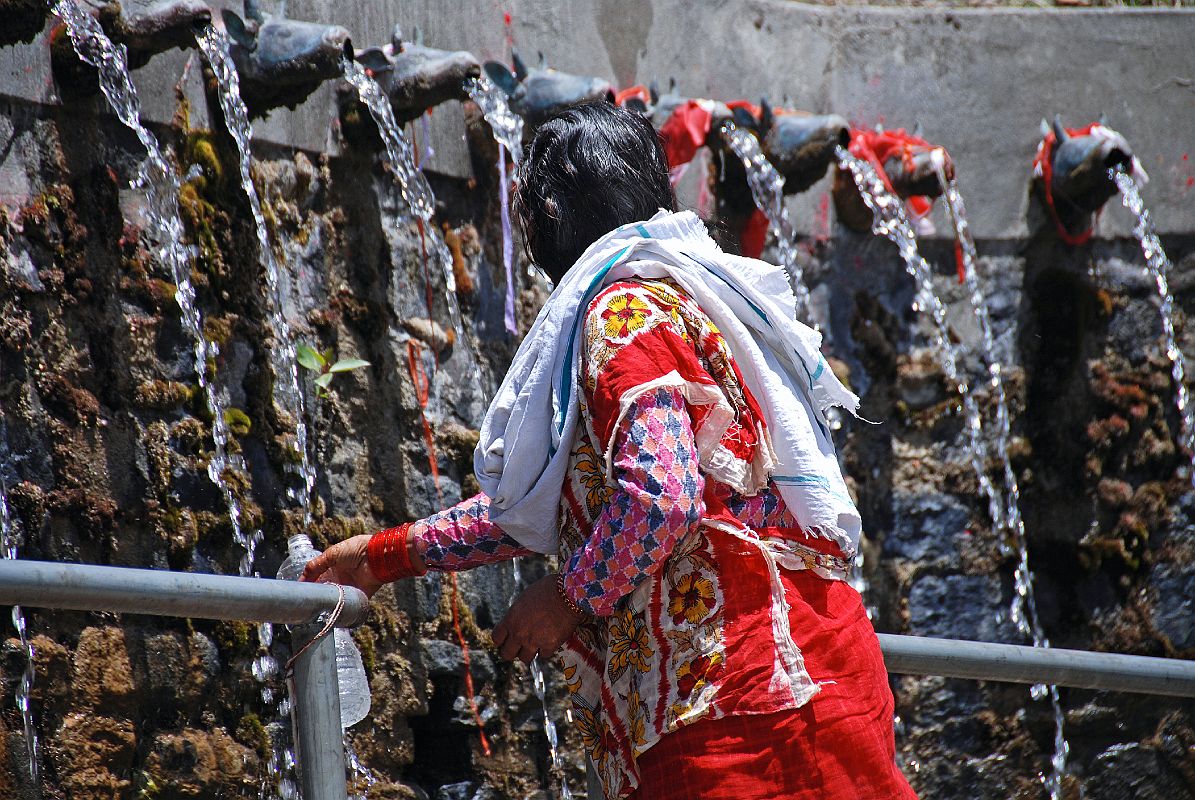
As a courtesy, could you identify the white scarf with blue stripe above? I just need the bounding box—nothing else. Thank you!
[475,209,862,555]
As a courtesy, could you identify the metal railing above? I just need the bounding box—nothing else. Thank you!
[2,558,1194,799]
[878,633,1195,697]
[0,559,369,800]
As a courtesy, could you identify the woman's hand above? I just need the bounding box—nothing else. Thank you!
[300,534,385,598]
[493,574,583,665]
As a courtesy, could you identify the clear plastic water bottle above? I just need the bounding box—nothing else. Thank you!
[277,534,371,728]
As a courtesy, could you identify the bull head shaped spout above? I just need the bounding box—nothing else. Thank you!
[1032,116,1137,245]
[731,100,850,195]
[833,127,955,233]
[221,1,352,116]
[51,0,213,95]
[483,51,614,132]
[346,25,481,125]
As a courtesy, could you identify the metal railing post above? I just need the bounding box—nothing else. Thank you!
[290,624,348,800]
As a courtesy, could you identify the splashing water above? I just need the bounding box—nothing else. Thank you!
[52,2,248,563]
[837,146,1069,800]
[465,75,524,334]
[508,559,573,799]
[344,735,380,800]
[1113,169,1193,487]
[197,24,315,527]
[1,477,39,785]
[342,59,460,329]
[720,122,810,322]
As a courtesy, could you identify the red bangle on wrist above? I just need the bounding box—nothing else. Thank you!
[367,523,425,582]
[555,573,584,617]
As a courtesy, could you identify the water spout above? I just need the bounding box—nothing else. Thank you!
[483,51,613,130]
[1033,119,1139,245]
[106,0,211,68]
[48,0,211,95]
[351,25,482,125]
[221,6,352,115]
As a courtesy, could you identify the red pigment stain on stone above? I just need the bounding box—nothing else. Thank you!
[816,193,831,239]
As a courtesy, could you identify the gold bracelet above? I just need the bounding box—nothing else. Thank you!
[555,573,584,617]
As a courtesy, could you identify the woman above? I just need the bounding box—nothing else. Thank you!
[303,102,916,800]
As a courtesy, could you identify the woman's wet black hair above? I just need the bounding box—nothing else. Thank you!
[513,101,676,284]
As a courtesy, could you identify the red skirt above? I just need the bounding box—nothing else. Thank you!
[628,571,917,800]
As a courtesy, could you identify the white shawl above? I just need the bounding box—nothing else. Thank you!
[474,209,862,555]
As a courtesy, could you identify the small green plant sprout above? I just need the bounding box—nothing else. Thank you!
[296,344,370,399]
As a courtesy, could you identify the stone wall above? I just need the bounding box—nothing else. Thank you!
[0,2,1193,800]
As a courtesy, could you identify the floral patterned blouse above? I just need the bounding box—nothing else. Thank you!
[414,279,853,798]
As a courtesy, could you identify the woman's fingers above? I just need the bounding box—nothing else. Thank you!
[516,642,538,666]
[490,574,581,663]
[498,632,523,662]
[489,621,509,650]
[493,618,539,663]
[300,551,332,582]
[492,626,564,664]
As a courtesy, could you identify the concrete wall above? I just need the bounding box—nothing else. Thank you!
[2,1,1192,237]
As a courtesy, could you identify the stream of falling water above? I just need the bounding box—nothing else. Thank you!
[464,74,524,334]
[52,2,247,571]
[836,145,1068,800]
[1,473,39,785]
[197,24,315,526]
[1112,169,1193,487]
[719,121,810,322]
[464,75,574,797]
[195,24,311,799]
[341,59,461,330]
[938,178,1040,639]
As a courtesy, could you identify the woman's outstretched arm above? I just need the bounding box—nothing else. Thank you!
[411,493,534,571]
[299,493,532,594]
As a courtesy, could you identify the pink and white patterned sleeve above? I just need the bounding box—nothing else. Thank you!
[560,386,706,617]
[411,493,534,572]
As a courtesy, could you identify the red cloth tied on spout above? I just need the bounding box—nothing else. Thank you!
[1032,122,1099,247]
[848,128,962,279]
[615,85,651,108]
[724,100,775,259]
[725,98,763,119]
[740,208,770,259]
[847,128,937,219]
[658,99,715,170]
